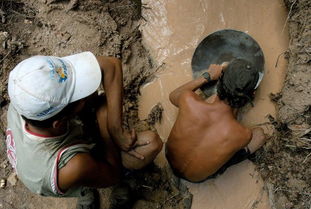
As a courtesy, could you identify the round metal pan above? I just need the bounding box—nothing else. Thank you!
[191,29,265,97]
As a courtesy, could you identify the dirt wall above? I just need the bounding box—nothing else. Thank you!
[253,1,311,208]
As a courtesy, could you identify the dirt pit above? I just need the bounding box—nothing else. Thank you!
[0,0,310,209]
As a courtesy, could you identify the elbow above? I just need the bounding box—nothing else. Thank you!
[109,125,123,139]
[112,56,121,62]
[169,92,177,105]
[110,158,123,183]
[103,165,122,187]
[169,90,191,107]
[111,168,122,185]
[109,57,122,66]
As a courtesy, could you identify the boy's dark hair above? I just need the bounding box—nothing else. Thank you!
[217,58,259,108]
[22,101,78,129]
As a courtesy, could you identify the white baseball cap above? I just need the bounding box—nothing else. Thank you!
[8,51,102,121]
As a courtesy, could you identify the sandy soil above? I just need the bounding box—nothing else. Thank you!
[0,0,310,209]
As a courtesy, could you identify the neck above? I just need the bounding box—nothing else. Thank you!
[212,95,238,117]
[25,123,67,137]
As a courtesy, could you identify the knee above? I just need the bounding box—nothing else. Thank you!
[121,131,163,170]
[141,131,163,154]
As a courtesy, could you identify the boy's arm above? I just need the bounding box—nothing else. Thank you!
[169,77,207,107]
[169,64,225,107]
[95,56,136,152]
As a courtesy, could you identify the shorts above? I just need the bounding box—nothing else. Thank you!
[207,147,251,179]
[169,148,251,183]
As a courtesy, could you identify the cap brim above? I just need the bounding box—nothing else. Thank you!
[255,72,264,89]
[63,52,102,102]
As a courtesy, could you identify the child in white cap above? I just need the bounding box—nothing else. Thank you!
[6,52,163,208]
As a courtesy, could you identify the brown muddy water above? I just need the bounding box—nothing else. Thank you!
[138,0,289,208]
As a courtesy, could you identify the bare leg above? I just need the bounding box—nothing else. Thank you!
[246,127,267,154]
[121,131,163,170]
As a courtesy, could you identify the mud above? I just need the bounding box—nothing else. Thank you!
[0,0,189,209]
[138,0,289,139]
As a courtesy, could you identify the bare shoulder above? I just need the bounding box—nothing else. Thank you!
[58,152,120,191]
[58,153,98,191]
[63,153,98,173]
[179,90,205,107]
[230,122,252,147]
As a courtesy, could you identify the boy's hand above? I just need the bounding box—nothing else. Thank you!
[115,129,148,160]
[114,129,136,151]
[206,62,229,80]
[221,61,229,69]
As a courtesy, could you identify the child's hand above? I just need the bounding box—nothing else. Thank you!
[206,64,222,80]
[221,61,229,69]
[206,62,229,80]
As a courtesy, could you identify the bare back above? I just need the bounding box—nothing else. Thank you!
[166,91,252,182]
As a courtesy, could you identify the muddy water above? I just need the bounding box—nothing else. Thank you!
[139,0,288,208]
[139,0,288,138]
[140,0,288,209]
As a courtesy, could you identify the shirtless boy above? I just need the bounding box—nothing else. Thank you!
[166,59,266,182]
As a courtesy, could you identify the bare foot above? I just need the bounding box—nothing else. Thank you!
[247,127,267,154]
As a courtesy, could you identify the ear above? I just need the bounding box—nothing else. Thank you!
[52,118,68,129]
[52,120,62,129]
